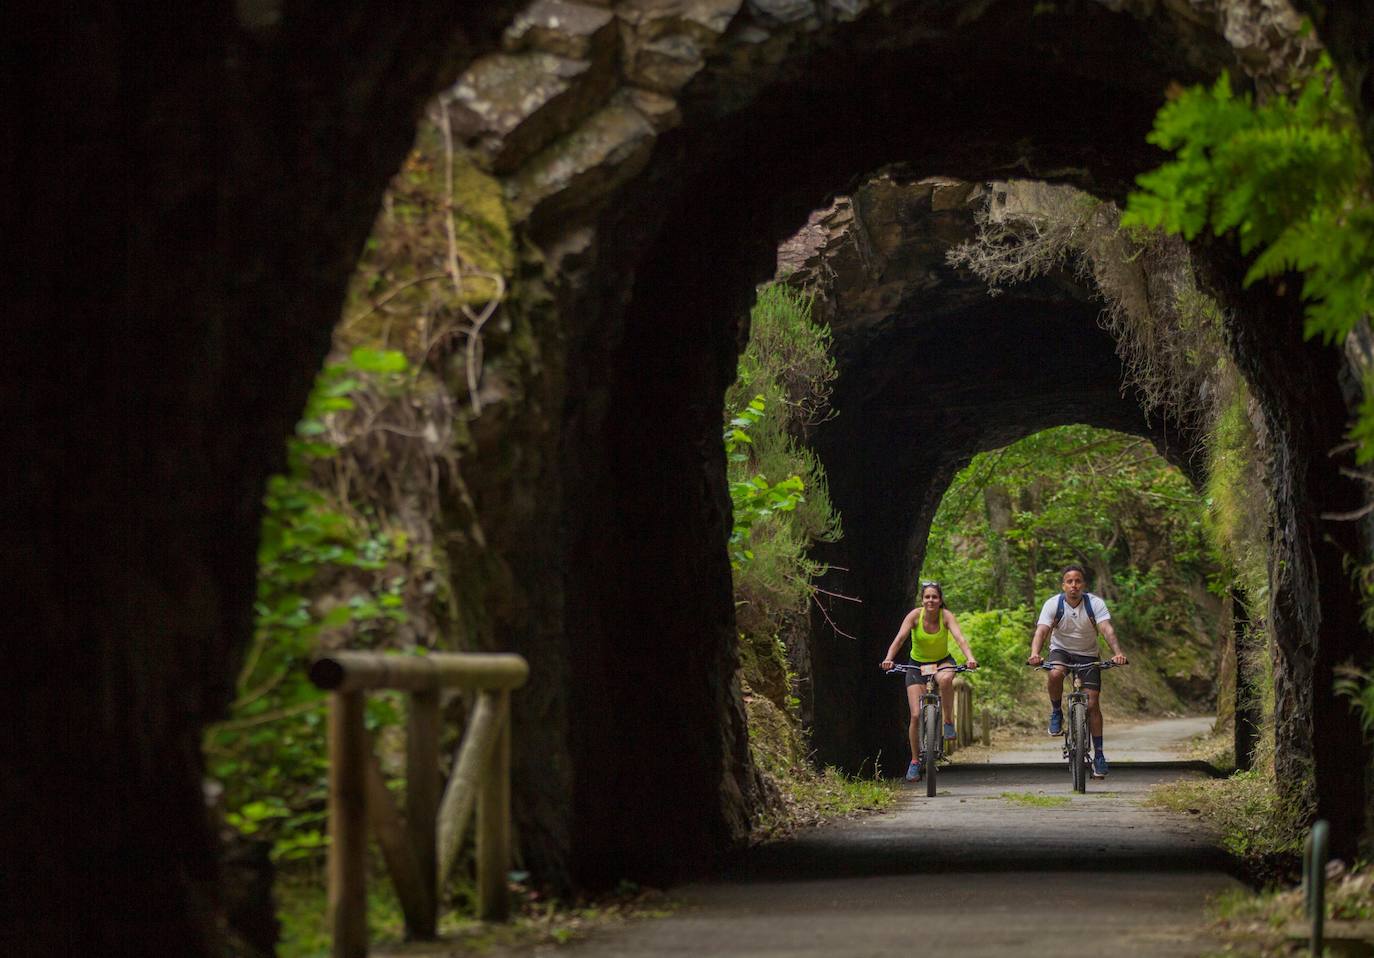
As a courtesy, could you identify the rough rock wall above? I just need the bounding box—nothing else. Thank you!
[8,2,521,951]
[1193,237,1371,858]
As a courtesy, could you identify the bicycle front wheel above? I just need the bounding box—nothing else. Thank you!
[923,704,940,797]
[1070,702,1088,793]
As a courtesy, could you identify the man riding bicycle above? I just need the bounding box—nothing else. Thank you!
[1027,566,1128,778]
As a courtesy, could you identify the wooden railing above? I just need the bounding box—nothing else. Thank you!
[945,677,990,755]
[309,651,528,958]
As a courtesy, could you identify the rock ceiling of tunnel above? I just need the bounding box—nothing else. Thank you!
[770,173,1204,480]
[453,0,1315,244]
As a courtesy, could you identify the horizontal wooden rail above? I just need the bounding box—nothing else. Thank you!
[311,650,528,958]
[310,651,528,692]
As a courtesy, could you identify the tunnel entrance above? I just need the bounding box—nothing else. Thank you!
[771,179,1204,771]
[903,424,1223,753]
[22,3,1374,950]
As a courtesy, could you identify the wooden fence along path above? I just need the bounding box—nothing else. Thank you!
[309,651,529,958]
[944,676,989,756]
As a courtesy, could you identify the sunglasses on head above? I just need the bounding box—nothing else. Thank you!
[920,580,940,588]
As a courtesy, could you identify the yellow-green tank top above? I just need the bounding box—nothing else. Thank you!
[910,612,951,662]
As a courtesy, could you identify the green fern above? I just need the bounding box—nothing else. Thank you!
[1124,59,1373,353]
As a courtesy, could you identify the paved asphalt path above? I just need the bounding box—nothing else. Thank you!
[381,719,1234,957]
[528,718,1236,957]
[972,715,1216,764]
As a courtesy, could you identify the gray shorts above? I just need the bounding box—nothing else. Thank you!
[1048,648,1101,690]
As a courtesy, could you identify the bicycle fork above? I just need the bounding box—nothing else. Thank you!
[921,690,942,757]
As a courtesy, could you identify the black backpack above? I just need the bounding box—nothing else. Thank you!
[1052,592,1099,632]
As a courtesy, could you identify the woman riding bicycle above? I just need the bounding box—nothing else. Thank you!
[880,581,978,782]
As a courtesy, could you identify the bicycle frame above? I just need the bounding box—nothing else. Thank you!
[1031,660,1121,793]
[887,663,970,797]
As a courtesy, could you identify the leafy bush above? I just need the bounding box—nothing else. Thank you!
[726,285,840,650]
[726,284,853,821]
[206,349,417,862]
[948,607,1035,721]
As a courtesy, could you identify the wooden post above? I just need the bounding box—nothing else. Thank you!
[328,691,368,958]
[436,690,503,889]
[477,690,512,921]
[952,678,972,748]
[363,747,429,937]
[981,707,991,747]
[407,690,440,939]
[310,650,528,952]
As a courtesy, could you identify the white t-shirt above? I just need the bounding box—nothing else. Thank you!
[1037,593,1111,656]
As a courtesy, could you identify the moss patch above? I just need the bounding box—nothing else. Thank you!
[1000,791,1071,808]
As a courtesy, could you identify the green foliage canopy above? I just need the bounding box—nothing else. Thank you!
[1122,58,1374,453]
[921,425,1220,721]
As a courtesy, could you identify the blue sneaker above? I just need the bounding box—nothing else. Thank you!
[1048,710,1063,736]
[1092,754,1108,779]
[905,760,922,782]
[943,722,956,740]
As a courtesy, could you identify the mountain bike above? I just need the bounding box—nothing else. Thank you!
[1030,660,1124,793]
[886,663,971,797]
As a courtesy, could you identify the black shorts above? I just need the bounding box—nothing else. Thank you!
[904,656,957,687]
[1048,649,1101,690]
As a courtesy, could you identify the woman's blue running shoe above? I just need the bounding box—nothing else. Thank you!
[943,722,956,740]
[1092,754,1109,779]
[1048,709,1063,736]
[905,760,922,782]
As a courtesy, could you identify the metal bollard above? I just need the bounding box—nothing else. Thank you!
[1303,819,1329,956]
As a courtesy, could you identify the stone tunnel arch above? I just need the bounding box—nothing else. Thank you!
[538,2,1250,888]
[24,2,1374,949]
[769,177,1206,770]
[439,0,1368,884]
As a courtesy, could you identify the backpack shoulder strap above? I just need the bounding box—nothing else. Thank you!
[1083,592,1099,630]
[1052,592,1066,628]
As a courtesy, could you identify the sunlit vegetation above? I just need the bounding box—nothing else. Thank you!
[727,284,897,828]
[209,123,515,949]
[920,425,1221,725]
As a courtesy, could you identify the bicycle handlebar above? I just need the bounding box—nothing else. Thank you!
[1027,660,1126,671]
[885,664,973,675]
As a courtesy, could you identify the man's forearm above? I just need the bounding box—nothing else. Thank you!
[1102,626,1124,657]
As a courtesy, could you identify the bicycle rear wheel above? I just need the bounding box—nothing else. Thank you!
[923,703,940,797]
[1070,702,1088,793]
